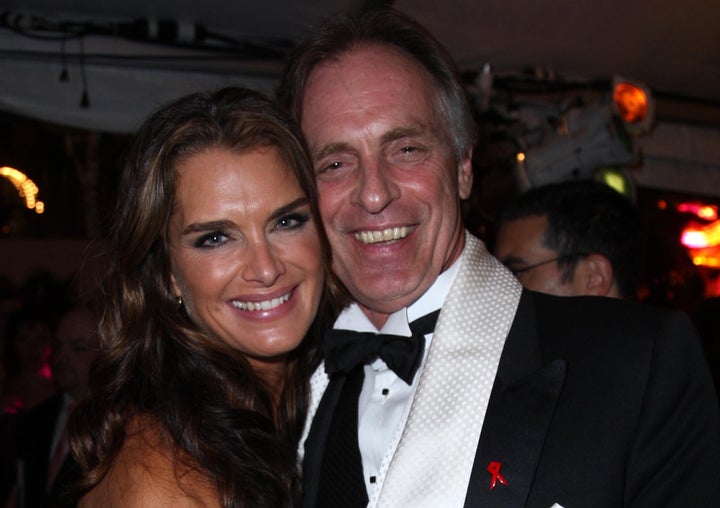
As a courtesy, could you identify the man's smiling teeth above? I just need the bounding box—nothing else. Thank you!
[355,227,408,244]
[232,292,291,311]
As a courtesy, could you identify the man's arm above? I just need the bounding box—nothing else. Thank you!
[625,310,720,507]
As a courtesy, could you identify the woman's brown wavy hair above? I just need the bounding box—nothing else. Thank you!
[68,87,347,507]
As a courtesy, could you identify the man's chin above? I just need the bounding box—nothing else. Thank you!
[355,284,428,314]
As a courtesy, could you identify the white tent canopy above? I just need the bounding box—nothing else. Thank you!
[3,0,719,132]
[2,0,720,196]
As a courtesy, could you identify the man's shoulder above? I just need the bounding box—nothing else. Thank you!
[531,291,665,317]
[22,393,63,424]
[525,291,699,359]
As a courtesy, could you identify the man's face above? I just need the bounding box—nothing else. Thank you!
[300,45,473,327]
[494,215,580,296]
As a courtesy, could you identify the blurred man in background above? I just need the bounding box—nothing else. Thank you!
[494,179,641,299]
[8,305,99,508]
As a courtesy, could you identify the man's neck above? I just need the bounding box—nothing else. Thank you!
[356,244,467,330]
[360,305,392,330]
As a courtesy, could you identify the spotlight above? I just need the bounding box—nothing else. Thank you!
[612,76,654,134]
[520,100,635,187]
[518,77,655,187]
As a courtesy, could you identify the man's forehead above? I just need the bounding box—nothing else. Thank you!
[302,44,434,107]
[301,47,442,150]
[310,43,424,76]
[497,215,552,255]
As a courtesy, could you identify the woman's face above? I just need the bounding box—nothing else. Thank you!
[168,146,324,376]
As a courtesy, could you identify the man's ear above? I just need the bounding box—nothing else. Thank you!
[457,149,473,200]
[574,254,617,297]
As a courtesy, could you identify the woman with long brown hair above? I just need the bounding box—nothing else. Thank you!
[69,87,345,507]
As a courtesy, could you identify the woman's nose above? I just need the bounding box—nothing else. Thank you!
[241,239,285,285]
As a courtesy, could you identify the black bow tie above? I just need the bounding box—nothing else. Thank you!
[323,310,440,384]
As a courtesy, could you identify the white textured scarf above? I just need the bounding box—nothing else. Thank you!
[374,234,523,507]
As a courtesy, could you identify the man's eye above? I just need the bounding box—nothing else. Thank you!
[401,145,427,157]
[316,160,345,178]
[392,144,427,163]
[316,156,356,179]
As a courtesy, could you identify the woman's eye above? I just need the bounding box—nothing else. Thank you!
[194,232,228,249]
[276,213,310,231]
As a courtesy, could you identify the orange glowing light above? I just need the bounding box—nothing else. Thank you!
[0,166,43,211]
[692,255,720,268]
[681,220,720,249]
[613,82,649,124]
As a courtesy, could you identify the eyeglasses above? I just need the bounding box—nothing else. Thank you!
[508,253,588,276]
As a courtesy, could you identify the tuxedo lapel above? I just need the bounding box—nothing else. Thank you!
[302,374,348,508]
[376,235,523,507]
[464,291,567,507]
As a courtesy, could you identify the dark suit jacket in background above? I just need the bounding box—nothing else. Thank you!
[17,394,80,508]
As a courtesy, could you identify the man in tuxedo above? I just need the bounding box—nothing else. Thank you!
[278,7,720,507]
[493,179,641,299]
[11,305,99,508]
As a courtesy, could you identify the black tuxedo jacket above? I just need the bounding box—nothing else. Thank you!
[18,394,80,508]
[304,291,720,507]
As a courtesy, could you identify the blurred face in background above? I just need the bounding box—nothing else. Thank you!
[51,307,99,399]
[494,214,579,296]
[169,146,324,380]
[15,320,51,373]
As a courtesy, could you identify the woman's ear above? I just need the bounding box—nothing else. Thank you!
[170,272,181,299]
[574,254,617,297]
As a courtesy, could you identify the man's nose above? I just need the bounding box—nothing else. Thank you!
[351,158,400,213]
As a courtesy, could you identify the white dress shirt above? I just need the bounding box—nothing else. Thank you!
[332,255,462,496]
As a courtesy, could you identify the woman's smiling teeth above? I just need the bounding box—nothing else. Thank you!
[232,292,291,311]
[355,226,409,244]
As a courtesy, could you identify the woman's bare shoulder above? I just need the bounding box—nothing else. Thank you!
[78,415,219,508]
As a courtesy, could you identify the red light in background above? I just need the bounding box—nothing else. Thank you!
[677,202,718,221]
[613,82,649,124]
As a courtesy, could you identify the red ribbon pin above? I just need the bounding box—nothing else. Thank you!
[487,461,508,491]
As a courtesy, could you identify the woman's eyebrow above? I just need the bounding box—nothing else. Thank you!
[182,219,236,235]
[268,197,310,222]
